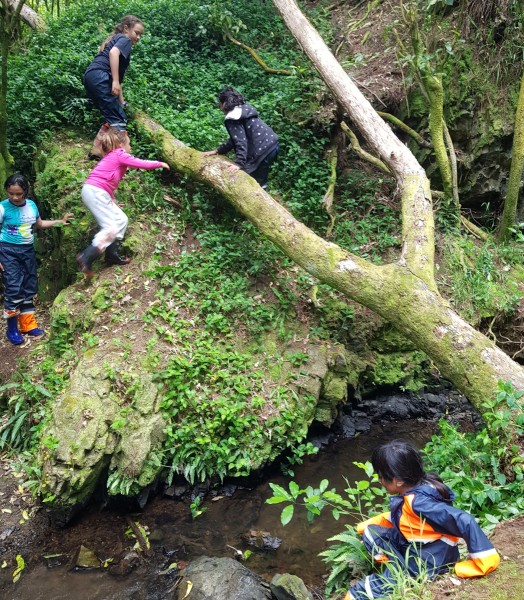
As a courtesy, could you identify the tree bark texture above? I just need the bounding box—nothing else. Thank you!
[271,0,436,286]
[134,112,524,410]
[424,74,457,218]
[7,0,46,30]
[499,66,524,239]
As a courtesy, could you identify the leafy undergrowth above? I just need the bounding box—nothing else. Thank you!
[438,234,524,326]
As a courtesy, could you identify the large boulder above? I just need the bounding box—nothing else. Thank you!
[175,556,272,600]
[40,344,165,524]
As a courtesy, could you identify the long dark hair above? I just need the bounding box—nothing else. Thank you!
[99,15,144,52]
[371,439,451,501]
[4,173,30,196]
[218,86,245,112]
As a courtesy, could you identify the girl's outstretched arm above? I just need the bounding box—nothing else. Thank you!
[118,150,169,170]
[36,213,74,229]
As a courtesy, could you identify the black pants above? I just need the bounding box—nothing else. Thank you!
[0,242,38,313]
[84,69,127,130]
[250,143,280,189]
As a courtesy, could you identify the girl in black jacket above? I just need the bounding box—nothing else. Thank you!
[203,87,280,189]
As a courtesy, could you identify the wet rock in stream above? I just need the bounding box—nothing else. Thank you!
[175,556,272,600]
[74,545,100,569]
[242,529,282,551]
[334,389,482,438]
[271,573,313,600]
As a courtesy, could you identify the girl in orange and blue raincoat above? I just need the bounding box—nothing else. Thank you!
[345,440,499,600]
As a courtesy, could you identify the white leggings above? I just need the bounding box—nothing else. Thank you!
[81,184,128,251]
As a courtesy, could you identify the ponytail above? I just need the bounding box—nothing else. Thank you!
[99,15,144,52]
[424,471,451,502]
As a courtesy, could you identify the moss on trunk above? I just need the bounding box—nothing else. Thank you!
[134,112,524,411]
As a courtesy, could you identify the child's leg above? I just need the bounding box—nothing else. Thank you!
[251,143,280,189]
[17,246,43,335]
[81,185,127,251]
[0,243,26,344]
[84,70,127,130]
[0,243,25,315]
[350,528,459,599]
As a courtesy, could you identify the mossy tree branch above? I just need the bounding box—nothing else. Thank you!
[225,31,293,76]
[377,111,431,148]
[399,1,459,224]
[271,0,435,287]
[133,111,524,409]
[498,64,524,241]
[340,121,392,175]
[424,74,458,221]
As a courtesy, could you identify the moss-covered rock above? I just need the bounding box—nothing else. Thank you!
[40,346,165,521]
[270,573,313,600]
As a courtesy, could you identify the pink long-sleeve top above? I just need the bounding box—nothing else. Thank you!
[84,148,164,199]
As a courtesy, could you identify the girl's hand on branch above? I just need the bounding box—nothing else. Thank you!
[202,150,218,156]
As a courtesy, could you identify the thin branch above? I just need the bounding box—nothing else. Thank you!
[340,121,392,174]
[225,31,292,76]
[351,76,387,107]
[377,111,431,147]
[321,148,338,237]
[442,119,460,210]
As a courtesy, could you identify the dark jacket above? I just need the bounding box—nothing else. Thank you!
[358,483,500,578]
[217,103,278,174]
[84,34,132,84]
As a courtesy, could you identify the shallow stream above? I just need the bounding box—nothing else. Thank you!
[0,418,441,600]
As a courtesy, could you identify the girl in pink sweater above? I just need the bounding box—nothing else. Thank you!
[77,128,169,277]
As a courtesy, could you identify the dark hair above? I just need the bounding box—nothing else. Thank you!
[99,15,144,52]
[218,86,245,112]
[371,439,451,501]
[4,173,30,196]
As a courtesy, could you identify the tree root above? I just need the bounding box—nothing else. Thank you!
[340,121,391,174]
[460,215,490,241]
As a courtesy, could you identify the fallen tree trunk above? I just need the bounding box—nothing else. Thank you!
[272,0,435,288]
[134,112,524,411]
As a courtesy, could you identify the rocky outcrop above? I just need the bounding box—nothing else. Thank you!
[32,135,440,524]
[40,345,165,524]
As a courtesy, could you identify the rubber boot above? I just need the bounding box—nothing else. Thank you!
[104,240,131,265]
[76,245,101,278]
[19,312,45,337]
[89,123,110,159]
[6,315,24,345]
